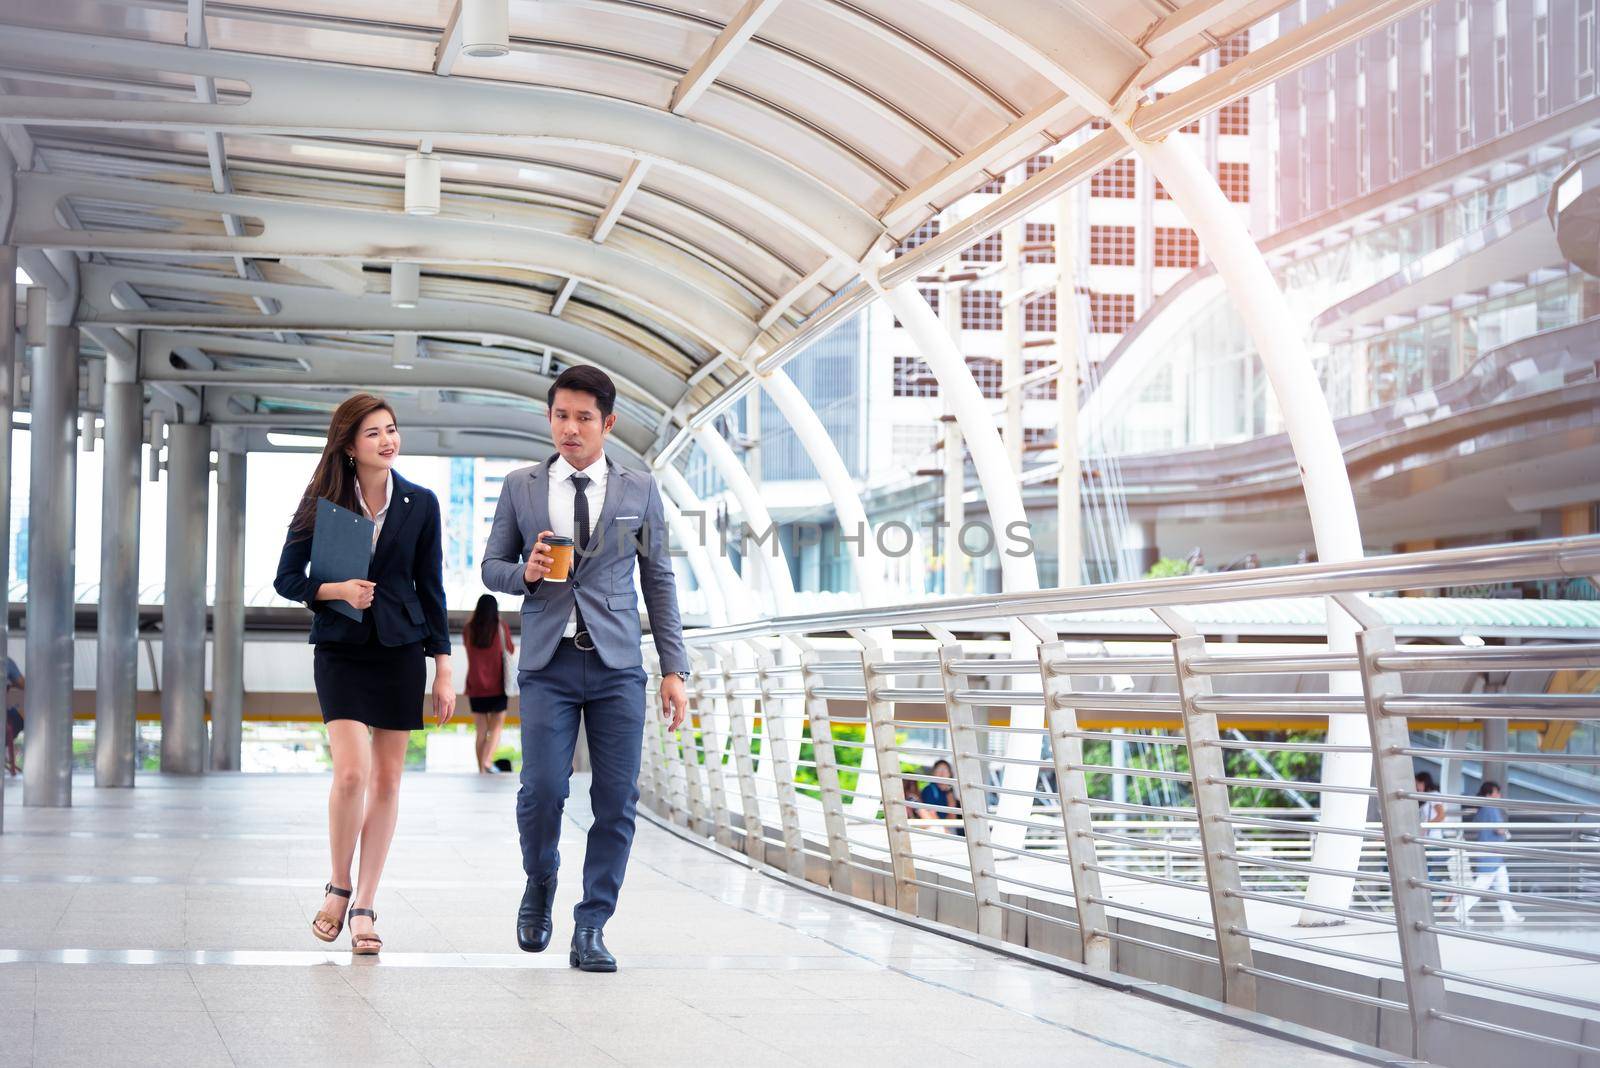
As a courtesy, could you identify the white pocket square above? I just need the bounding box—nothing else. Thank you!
[617,515,640,521]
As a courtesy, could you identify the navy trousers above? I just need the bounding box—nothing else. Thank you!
[516,640,647,928]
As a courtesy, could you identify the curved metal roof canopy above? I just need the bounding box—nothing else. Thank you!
[0,0,1304,456]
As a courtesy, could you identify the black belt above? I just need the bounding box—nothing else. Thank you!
[562,630,596,652]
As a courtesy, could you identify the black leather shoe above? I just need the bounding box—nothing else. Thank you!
[516,875,557,953]
[569,926,616,972]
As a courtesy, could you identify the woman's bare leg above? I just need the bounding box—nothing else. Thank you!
[317,719,370,937]
[486,712,505,769]
[474,714,490,772]
[350,728,410,940]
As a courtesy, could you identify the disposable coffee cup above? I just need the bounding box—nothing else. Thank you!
[544,535,574,582]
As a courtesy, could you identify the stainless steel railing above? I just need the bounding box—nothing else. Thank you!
[638,536,1600,1067]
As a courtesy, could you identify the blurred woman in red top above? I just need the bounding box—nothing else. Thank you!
[463,594,514,773]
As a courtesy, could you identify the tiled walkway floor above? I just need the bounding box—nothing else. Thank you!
[0,773,1366,1067]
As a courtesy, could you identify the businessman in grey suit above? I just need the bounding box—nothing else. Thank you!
[481,365,689,972]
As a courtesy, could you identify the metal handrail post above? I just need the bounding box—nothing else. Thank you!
[756,639,807,879]
[1334,594,1448,1060]
[694,647,734,849]
[791,635,854,890]
[1159,609,1257,1011]
[677,659,710,836]
[937,642,1005,940]
[723,642,766,860]
[854,630,921,916]
[639,660,663,814]
[1038,640,1111,968]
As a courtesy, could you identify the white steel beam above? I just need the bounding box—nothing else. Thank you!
[433,0,466,76]
[0,26,882,262]
[1131,0,1437,142]
[592,158,650,243]
[12,172,759,357]
[550,276,579,318]
[670,0,785,115]
[73,263,689,403]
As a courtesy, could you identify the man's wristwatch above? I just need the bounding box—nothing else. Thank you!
[669,671,691,682]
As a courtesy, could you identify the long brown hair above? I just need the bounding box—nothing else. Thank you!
[466,593,501,649]
[288,392,397,536]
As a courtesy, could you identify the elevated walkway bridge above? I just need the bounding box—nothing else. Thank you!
[2,2,1598,1066]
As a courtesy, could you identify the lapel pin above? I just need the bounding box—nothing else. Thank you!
[404,496,410,504]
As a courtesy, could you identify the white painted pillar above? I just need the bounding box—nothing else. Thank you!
[878,281,1044,847]
[690,425,798,616]
[756,368,889,604]
[1116,128,1367,921]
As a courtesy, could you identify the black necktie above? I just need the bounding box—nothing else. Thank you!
[571,473,591,554]
[570,473,590,636]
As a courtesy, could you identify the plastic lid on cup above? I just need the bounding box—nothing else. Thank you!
[546,534,574,546]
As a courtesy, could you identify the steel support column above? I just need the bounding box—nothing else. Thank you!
[1118,131,1367,920]
[1038,643,1110,968]
[95,361,143,787]
[160,422,210,774]
[689,424,798,614]
[879,282,1045,853]
[210,447,245,771]
[936,642,1004,939]
[756,367,888,603]
[1335,593,1447,1060]
[854,631,920,916]
[1160,611,1257,1010]
[0,254,14,825]
[22,314,78,807]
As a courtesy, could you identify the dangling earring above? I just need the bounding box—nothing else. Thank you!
[346,454,355,468]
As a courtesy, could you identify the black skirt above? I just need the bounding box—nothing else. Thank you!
[314,634,425,732]
[469,694,508,714]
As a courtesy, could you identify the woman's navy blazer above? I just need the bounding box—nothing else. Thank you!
[274,470,451,656]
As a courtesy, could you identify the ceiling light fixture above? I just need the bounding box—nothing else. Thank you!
[391,262,420,308]
[393,332,418,370]
[461,0,511,58]
[404,152,441,215]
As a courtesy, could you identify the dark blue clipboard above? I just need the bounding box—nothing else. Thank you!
[310,498,375,622]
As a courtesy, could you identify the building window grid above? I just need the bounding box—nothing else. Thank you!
[1023,358,1058,400]
[966,356,1002,399]
[897,219,939,258]
[1089,292,1135,334]
[1355,40,1369,196]
[1023,221,1055,264]
[890,286,940,330]
[1324,55,1336,210]
[978,177,1003,194]
[1386,25,1400,183]
[1534,5,1550,117]
[892,354,938,397]
[1218,162,1250,203]
[1091,158,1137,198]
[1023,293,1056,333]
[1421,8,1435,164]
[1493,9,1509,136]
[1219,32,1249,65]
[1153,227,1200,269]
[961,232,1002,263]
[1455,0,1472,152]
[1089,224,1137,266]
[1581,0,1596,99]
[1217,98,1249,135]
[961,288,1002,330]
[1024,154,1051,177]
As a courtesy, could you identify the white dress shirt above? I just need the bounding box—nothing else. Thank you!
[547,454,608,637]
[355,470,393,550]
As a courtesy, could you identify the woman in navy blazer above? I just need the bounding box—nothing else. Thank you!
[275,392,455,955]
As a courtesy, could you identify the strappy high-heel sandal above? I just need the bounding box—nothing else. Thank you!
[348,908,382,955]
[312,883,352,943]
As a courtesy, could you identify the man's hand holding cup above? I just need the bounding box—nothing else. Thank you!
[524,530,575,585]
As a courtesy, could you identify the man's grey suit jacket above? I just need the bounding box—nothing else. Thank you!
[481,454,689,676]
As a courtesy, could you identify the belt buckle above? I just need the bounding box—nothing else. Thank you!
[573,629,596,652]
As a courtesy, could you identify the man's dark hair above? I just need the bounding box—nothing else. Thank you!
[549,365,617,419]
[1477,781,1501,797]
